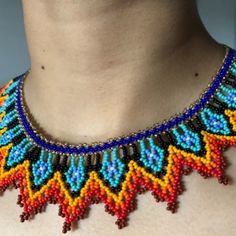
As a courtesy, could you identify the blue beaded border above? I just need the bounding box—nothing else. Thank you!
[14,47,235,155]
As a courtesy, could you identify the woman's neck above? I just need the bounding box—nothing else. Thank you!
[21,0,225,143]
[22,1,204,78]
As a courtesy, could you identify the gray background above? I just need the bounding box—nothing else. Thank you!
[0,0,235,86]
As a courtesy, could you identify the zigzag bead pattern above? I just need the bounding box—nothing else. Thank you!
[0,45,236,233]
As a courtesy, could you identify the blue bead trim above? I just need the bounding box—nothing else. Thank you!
[15,47,235,155]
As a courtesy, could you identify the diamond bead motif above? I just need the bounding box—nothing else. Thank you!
[32,149,53,186]
[217,85,236,108]
[100,148,125,188]
[7,139,33,167]
[65,155,85,192]
[200,108,230,135]
[138,136,165,173]
[172,124,201,152]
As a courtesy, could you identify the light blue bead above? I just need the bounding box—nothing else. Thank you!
[100,148,125,188]
[2,80,18,96]
[172,124,201,152]
[0,93,15,114]
[65,155,85,192]
[0,124,22,146]
[0,110,17,129]
[32,150,53,186]
[200,108,230,135]
[138,136,165,173]
[216,85,236,108]
[7,139,33,167]
[230,62,236,75]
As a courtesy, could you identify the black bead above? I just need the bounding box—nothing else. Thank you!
[165,131,175,143]
[12,132,27,145]
[193,116,204,130]
[26,146,41,163]
[93,153,101,171]
[5,103,15,113]
[53,154,61,170]
[120,146,130,164]
[154,134,167,150]
[130,143,138,156]
[7,118,19,130]
[86,154,92,171]
[7,87,16,96]
[98,172,103,179]
[185,119,198,132]
[160,133,171,148]
[61,155,69,172]
[161,169,167,176]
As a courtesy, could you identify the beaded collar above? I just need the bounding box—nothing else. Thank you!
[0,45,236,233]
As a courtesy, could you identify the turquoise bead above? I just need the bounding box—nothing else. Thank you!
[65,155,85,192]
[172,124,201,152]
[0,125,22,146]
[100,148,125,188]
[6,139,33,167]
[0,110,17,129]
[138,136,164,173]
[230,62,236,75]
[2,80,18,96]
[216,85,236,108]
[0,93,15,114]
[32,150,53,186]
[200,108,230,135]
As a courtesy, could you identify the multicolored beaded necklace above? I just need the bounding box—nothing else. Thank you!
[0,45,236,233]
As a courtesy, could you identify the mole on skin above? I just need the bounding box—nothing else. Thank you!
[41,65,45,70]
[195,72,199,77]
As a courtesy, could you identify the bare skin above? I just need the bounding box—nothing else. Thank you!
[0,0,235,235]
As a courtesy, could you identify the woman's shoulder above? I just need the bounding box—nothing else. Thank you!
[0,71,26,97]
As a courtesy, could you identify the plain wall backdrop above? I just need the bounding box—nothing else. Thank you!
[0,0,236,86]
